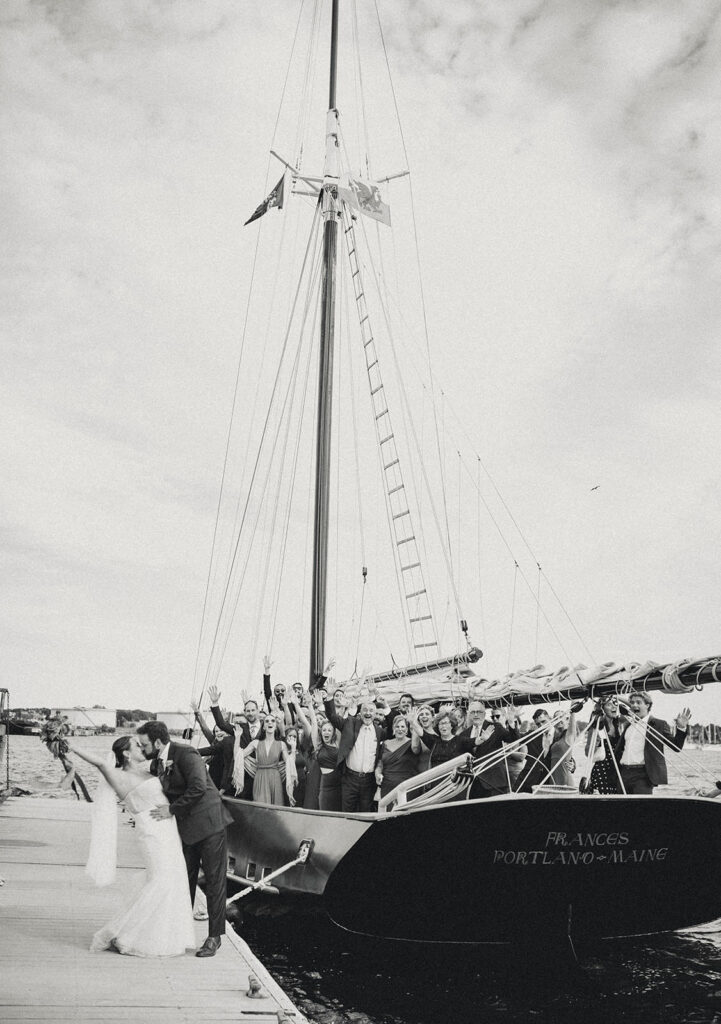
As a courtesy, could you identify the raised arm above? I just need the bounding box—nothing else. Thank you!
[190,699,216,745]
[65,743,128,799]
[208,685,235,736]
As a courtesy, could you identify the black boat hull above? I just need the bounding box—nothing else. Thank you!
[223,793,721,943]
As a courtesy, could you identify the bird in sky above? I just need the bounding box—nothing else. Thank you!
[590,485,600,491]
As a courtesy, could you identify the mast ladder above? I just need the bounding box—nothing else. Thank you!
[342,212,438,660]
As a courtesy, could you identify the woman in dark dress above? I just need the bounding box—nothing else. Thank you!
[284,725,308,807]
[290,697,323,809]
[315,720,341,811]
[375,714,421,801]
[412,708,479,768]
[585,696,626,794]
[414,704,436,775]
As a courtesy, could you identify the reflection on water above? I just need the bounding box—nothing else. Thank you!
[7,735,721,1023]
[240,914,721,1024]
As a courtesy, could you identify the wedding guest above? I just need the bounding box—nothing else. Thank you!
[242,713,295,806]
[324,696,384,812]
[616,693,691,794]
[584,695,626,794]
[375,712,421,801]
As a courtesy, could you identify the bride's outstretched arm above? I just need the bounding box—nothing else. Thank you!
[65,743,126,798]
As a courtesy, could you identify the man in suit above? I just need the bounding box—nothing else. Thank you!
[461,701,521,798]
[207,685,264,799]
[616,692,691,794]
[137,720,232,957]
[190,699,234,792]
[324,698,384,812]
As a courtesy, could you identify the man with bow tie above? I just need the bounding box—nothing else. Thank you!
[137,721,232,958]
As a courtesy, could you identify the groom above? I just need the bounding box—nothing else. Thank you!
[137,720,232,957]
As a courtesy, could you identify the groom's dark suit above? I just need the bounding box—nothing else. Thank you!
[152,741,232,938]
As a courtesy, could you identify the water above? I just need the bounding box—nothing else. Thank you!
[6,735,721,1023]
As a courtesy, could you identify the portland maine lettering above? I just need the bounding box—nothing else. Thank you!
[493,831,669,866]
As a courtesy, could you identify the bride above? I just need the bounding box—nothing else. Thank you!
[67,736,196,957]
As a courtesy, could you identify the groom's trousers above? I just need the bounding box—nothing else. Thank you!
[183,828,228,937]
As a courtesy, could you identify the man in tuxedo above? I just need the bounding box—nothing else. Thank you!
[137,721,232,957]
[616,692,691,794]
[324,698,385,812]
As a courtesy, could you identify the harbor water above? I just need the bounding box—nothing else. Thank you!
[6,734,721,1023]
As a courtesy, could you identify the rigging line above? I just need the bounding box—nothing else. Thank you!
[261,274,320,662]
[476,458,487,661]
[340,172,443,656]
[534,563,542,664]
[345,273,367,568]
[342,285,370,667]
[221,239,325,690]
[297,402,317,682]
[216,162,299,632]
[456,452,578,667]
[369,280,593,660]
[192,240,270,703]
[538,568,595,664]
[351,0,372,174]
[216,244,325,697]
[457,450,462,650]
[201,206,323,693]
[372,0,454,573]
[507,562,519,674]
[352,206,465,626]
[267,264,321,659]
[293,0,321,171]
[339,207,414,664]
[191,51,312,702]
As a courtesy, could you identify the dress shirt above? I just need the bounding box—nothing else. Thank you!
[247,720,262,739]
[346,723,377,773]
[157,741,171,771]
[621,718,648,765]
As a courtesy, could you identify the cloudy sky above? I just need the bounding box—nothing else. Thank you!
[2,0,720,721]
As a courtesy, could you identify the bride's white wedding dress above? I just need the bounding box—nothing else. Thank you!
[91,776,196,957]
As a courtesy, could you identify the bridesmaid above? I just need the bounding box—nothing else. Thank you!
[243,713,294,806]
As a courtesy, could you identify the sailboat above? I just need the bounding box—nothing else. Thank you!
[194,0,721,946]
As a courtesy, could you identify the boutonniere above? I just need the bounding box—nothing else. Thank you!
[162,759,174,775]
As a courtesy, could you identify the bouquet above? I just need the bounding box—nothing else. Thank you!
[40,716,91,802]
[40,716,71,757]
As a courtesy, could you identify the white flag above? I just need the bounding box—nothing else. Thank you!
[339,175,391,227]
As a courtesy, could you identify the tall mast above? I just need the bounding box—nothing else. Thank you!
[309,0,340,685]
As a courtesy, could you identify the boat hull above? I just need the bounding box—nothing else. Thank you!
[223,792,721,943]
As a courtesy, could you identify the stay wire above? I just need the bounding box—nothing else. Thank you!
[373,0,455,579]
[201,207,323,694]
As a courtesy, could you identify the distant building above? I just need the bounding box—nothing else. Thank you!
[52,707,117,732]
[154,711,195,735]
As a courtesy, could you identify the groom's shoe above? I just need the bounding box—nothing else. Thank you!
[195,936,221,958]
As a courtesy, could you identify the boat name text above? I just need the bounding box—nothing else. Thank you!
[493,832,669,866]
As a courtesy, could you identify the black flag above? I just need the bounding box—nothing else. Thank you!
[244,174,285,226]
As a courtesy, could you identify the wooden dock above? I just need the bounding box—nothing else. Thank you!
[0,796,306,1023]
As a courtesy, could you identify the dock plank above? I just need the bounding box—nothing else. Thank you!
[0,797,304,1024]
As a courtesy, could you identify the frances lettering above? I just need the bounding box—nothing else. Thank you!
[492,832,669,866]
